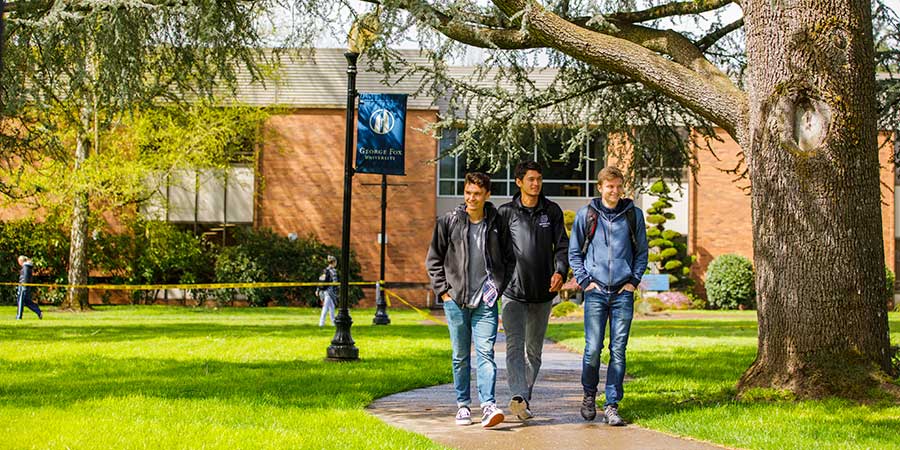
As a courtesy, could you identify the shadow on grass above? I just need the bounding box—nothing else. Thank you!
[1,350,452,410]
[0,322,447,343]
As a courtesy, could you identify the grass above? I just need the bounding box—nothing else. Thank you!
[0,306,451,450]
[545,310,900,450]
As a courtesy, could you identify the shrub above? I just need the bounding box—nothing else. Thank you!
[0,219,70,305]
[635,294,665,314]
[551,301,578,318]
[563,210,577,237]
[686,291,707,309]
[705,254,755,310]
[92,220,215,304]
[214,228,363,307]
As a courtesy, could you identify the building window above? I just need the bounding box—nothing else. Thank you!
[437,127,605,198]
[141,164,255,227]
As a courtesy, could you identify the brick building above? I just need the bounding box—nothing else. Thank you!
[233,49,897,306]
[4,49,895,306]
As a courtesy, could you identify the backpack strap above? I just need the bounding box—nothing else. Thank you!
[581,206,638,255]
[581,207,599,255]
[625,207,638,254]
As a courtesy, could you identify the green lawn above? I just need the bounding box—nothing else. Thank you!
[0,306,451,450]
[546,310,900,450]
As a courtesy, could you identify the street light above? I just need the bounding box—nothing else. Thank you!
[326,50,361,361]
[327,10,380,361]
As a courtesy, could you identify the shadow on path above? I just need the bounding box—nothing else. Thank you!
[368,334,730,450]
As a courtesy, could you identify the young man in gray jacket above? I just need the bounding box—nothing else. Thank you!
[498,161,569,420]
[568,166,648,426]
[426,172,515,428]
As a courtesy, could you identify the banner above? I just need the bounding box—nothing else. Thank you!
[356,93,407,175]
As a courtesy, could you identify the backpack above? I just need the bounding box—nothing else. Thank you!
[581,206,637,255]
[316,269,328,293]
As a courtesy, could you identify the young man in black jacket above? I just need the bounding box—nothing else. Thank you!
[498,161,569,420]
[426,172,515,428]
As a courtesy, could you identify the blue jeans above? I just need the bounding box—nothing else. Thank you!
[444,299,499,408]
[581,288,634,406]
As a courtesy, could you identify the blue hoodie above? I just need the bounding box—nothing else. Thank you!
[568,198,649,291]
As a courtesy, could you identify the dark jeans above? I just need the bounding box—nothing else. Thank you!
[16,288,42,320]
[581,288,634,406]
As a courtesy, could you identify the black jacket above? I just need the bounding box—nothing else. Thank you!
[17,261,34,302]
[426,202,515,307]
[499,193,569,303]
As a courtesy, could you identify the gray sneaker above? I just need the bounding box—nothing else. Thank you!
[604,404,625,426]
[580,392,596,421]
[481,403,505,428]
[455,406,472,426]
[508,395,533,420]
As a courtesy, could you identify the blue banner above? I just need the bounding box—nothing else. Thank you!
[356,93,407,175]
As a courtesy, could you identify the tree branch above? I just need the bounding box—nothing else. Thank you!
[696,18,744,51]
[606,0,736,23]
[490,0,747,140]
[358,0,536,49]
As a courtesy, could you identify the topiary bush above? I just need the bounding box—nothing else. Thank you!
[644,180,695,290]
[705,254,755,310]
[551,301,578,318]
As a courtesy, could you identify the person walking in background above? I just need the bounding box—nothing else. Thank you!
[318,255,338,327]
[498,161,569,421]
[16,255,42,320]
[568,166,648,426]
[426,172,515,428]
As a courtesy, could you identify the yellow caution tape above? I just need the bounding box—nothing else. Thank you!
[0,281,376,290]
[3,280,446,323]
[383,288,445,326]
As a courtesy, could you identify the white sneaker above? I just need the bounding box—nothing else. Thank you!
[508,395,533,420]
[455,406,472,426]
[481,403,505,428]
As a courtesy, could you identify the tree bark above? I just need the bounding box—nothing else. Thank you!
[739,0,893,397]
[62,117,90,311]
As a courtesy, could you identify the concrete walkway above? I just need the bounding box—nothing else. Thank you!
[368,333,727,450]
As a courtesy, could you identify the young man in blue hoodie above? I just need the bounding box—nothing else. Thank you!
[568,166,648,426]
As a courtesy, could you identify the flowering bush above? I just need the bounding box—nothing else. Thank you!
[657,291,692,310]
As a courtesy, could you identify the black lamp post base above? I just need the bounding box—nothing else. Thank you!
[326,344,359,361]
[327,312,359,361]
[373,313,391,325]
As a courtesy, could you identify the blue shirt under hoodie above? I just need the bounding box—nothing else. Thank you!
[568,198,649,291]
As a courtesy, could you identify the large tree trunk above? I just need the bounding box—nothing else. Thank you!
[62,126,90,311]
[739,0,893,397]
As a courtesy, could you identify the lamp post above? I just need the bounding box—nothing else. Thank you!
[326,50,360,361]
[373,174,391,325]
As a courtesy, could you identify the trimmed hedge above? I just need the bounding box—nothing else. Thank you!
[705,254,755,310]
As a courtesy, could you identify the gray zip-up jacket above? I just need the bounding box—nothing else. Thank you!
[426,202,515,307]
[568,198,649,290]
